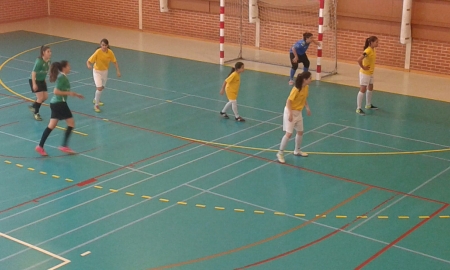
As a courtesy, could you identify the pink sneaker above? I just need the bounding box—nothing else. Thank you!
[35,146,48,156]
[58,146,76,154]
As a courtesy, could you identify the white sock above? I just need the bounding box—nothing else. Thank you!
[366,90,373,106]
[231,100,239,118]
[357,91,364,109]
[279,135,289,152]
[95,90,102,106]
[221,101,232,113]
[295,134,303,151]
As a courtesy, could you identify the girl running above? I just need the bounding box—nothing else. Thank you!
[356,36,379,115]
[29,45,51,121]
[277,72,312,164]
[35,61,84,156]
[289,32,320,85]
[86,38,121,113]
[219,62,245,122]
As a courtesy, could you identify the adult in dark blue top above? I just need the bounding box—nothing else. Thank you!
[289,32,320,85]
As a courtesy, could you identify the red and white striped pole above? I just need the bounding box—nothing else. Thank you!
[219,0,225,65]
[316,0,324,80]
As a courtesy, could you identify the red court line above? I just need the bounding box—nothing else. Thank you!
[355,203,449,269]
[0,143,192,215]
[150,187,371,270]
[235,193,401,269]
[66,111,447,205]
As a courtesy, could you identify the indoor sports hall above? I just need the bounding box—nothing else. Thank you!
[0,0,449,269]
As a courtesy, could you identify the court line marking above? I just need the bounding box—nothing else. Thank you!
[0,232,70,270]
[349,165,450,232]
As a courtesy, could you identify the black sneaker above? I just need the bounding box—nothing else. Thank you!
[356,109,365,116]
[235,116,245,122]
[220,111,229,119]
[365,104,378,110]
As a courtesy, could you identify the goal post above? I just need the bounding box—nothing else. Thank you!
[220,0,337,80]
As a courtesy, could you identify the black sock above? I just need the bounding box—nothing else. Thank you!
[39,127,53,147]
[35,102,42,114]
[62,126,73,147]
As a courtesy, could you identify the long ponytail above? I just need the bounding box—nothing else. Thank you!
[364,36,378,50]
[295,71,312,90]
[38,45,50,58]
[228,61,244,76]
[49,61,68,82]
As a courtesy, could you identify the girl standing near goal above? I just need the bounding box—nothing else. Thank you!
[277,72,312,164]
[289,32,320,85]
[28,45,51,121]
[35,61,84,156]
[356,36,379,115]
[219,62,245,122]
[86,38,121,113]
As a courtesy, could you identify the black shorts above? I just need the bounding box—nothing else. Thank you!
[50,102,73,120]
[29,79,48,93]
[289,53,310,70]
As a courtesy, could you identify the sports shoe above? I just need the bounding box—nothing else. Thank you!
[35,146,48,156]
[365,104,378,110]
[34,113,42,121]
[289,80,294,85]
[93,99,104,106]
[58,146,76,154]
[28,105,35,112]
[235,116,245,122]
[220,111,229,119]
[356,108,365,116]
[94,105,101,113]
[276,152,285,163]
[293,150,308,157]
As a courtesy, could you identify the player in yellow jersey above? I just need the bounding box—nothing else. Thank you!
[86,39,121,113]
[219,62,245,122]
[277,72,312,164]
[356,36,379,115]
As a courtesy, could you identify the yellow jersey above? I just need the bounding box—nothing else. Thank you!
[360,47,376,75]
[288,85,309,111]
[88,49,117,71]
[225,71,240,100]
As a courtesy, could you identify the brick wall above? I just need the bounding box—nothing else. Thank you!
[0,0,47,23]
[49,0,139,29]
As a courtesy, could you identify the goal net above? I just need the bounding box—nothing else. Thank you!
[223,0,337,78]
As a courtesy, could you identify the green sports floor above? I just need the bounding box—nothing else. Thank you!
[0,31,450,270]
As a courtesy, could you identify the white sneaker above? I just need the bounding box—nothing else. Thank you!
[293,150,308,157]
[289,80,294,85]
[276,152,285,163]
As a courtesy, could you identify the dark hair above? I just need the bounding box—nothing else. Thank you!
[295,71,312,90]
[101,38,110,48]
[364,36,378,50]
[49,61,69,83]
[39,45,50,58]
[303,32,313,40]
[228,61,244,76]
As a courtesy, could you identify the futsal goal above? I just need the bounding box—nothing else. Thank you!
[219,0,337,80]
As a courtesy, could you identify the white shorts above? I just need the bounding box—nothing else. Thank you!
[359,72,374,86]
[283,107,303,133]
[93,69,108,88]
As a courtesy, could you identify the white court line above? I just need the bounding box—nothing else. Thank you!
[0,232,70,270]
[0,100,23,108]
[330,123,450,148]
[184,185,450,265]
[0,115,286,224]
[107,77,281,115]
[124,95,189,115]
[2,77,28,84]
[349,165,450,232]
[312,130,450,162]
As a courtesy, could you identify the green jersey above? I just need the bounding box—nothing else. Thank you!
[50,74,70,103]
[31,58,50,81]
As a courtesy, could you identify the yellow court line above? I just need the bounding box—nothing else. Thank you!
[0,39,87,136]
[165,133,450,156]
